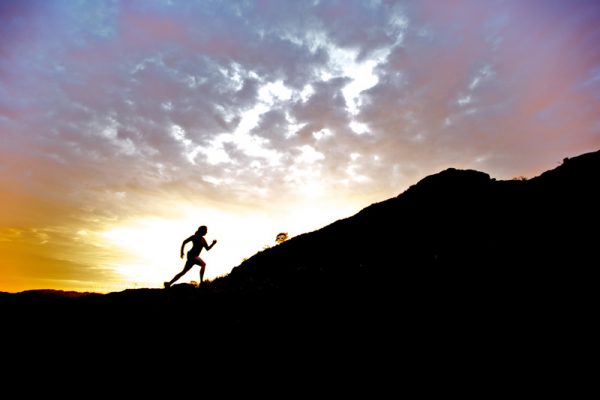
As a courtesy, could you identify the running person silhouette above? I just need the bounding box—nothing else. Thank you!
[164,225,217,288]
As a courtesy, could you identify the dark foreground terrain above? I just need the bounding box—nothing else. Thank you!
[2,150,597,358]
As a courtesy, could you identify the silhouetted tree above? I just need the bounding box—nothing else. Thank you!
[276,232,288,244]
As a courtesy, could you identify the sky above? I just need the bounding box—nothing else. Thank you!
[1,0,599,293]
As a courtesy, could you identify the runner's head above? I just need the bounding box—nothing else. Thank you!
[197,225,208,236]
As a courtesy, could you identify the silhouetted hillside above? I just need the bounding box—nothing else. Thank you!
[2,150,598,346]
[225,149,599,299]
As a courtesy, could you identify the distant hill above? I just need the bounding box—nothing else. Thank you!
[2,149,598,346]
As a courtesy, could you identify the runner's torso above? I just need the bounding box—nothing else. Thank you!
[187,235,205,258]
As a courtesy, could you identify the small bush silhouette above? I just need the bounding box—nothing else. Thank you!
[276,232,288,244]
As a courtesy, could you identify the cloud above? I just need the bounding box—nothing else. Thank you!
[2,0,599,205]
[1,0,599,290]
[356,0,600,180]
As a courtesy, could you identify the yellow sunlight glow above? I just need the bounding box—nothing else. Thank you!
[99,199,363,289]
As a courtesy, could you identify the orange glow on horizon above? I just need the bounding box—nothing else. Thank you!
[1,0,599,293]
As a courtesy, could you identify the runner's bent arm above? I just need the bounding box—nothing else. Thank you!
[180,236,193,258]
[204,237,217,251]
